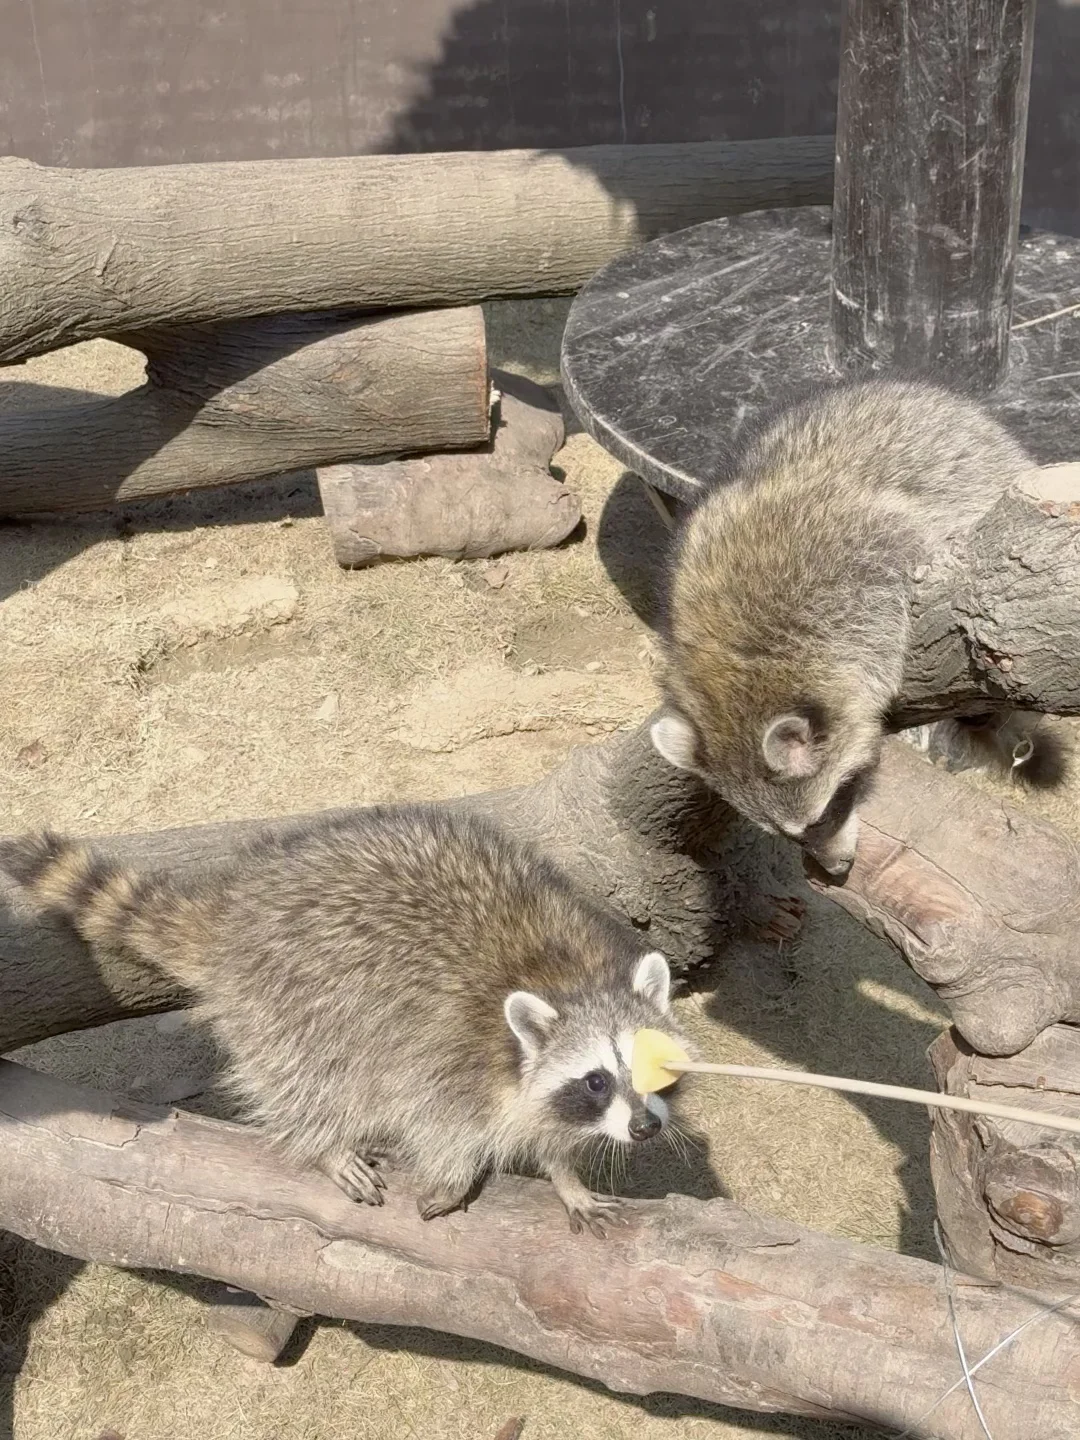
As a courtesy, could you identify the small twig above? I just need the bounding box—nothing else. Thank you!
[664,1061,1080,1136]
[1011,299,1080,331]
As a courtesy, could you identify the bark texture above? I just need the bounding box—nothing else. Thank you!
[5,722,1080,1062]
[317,370,579,567]
[930,1026,1080,1294]
[2,1058,1077,1439]
[0,139,833,363]
[0,307,490,514]
[807,738,1080,1057]
[896,465,1080,725]
[203,1286,303,1362]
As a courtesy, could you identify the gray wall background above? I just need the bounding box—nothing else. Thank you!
[1,0,1078,234]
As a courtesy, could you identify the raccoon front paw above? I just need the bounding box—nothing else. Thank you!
[747,893,806,945]
[564,1194,622,1240]
[416,1185,469,1222]
[549,1166,623,1238]
[328,1150,387,1206]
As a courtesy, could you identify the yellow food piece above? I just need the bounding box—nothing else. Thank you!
[631,1028,689,1094]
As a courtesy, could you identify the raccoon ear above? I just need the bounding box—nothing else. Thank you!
[761,713,822,778]
[632,950,671,1012]
[504,991,559,1058]
[650,712,699,771]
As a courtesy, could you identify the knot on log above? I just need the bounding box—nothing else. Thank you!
[984,1146,1080,1247]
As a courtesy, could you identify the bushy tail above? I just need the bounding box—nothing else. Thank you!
[903,711,1069,790]
[0,830,212,986]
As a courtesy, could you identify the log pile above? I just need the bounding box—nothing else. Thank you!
[0,138,831,526]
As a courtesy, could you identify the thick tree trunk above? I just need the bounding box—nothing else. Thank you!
[4,717,1080,1065]
[0,139,833,364]
[2,1058,1076,1438]
[929,1026,1080,1296]
[0,307,490,514]
[316,370,578,568]
[830,0,1035,389]
[203,1286,303,1363]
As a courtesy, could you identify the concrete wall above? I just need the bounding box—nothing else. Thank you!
[1,0,1077,234]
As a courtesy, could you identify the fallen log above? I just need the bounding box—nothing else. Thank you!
[0,138,833,364]
[929,1026,1080,1293]
[0,307,490,513]
[203,1285,304,1363]
[2,1058,1076,1438]
[4,717,1080,1065]
[0,721,790,1053]
[805,738,1080,1057]
[317,370,579,567]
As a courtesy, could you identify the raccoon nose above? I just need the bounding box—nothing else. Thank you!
[629,1112,662,1142]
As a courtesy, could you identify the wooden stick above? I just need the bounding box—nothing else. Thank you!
[661,1061,1080,1137]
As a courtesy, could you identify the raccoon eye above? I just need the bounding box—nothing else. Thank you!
[584,1070,610,1095]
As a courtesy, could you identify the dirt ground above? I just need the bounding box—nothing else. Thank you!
[0,300,1074,1440]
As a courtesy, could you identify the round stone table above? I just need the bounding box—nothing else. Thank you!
[560,207,1080,507]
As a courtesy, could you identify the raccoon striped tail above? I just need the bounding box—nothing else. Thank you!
[0,830,210,985]
[904,711,1069,790]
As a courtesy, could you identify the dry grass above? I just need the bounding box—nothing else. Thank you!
[1,300,1074,1440]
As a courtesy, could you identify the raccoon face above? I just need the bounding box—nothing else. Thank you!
[503,951,683,1145]
[651,707,880,877]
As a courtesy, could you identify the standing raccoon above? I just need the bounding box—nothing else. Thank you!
[650,377,1053,876]
[0,808,688,1237]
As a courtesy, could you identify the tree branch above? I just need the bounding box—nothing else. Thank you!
[897,465,1080,724]
[807,738,1080,1057]
[0,721,794,1053]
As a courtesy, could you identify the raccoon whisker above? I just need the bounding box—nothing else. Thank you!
[662,1120,696,1167]
[609,1138,629,1190]
[661,1126,688,1166]
[659,1123,682,1160]
[591,1135,625,1196]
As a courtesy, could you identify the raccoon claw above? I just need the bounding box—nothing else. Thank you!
[566,1195,622,1240]
[331,1151,387,1206]
[416,1186,469,1222]
[748,894,806,945]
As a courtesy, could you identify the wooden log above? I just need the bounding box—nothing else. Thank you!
[0,307,490,514]
[0,138,835,364]
[203,1285,302,1363]
[895,463,1080,726]
[2,1058,1077,1438]
[830,0,1036,389]
[5,717,1080,1064]
[805,737,1080,1058]
[317,371,579,568]
[929,1026,1080,1294]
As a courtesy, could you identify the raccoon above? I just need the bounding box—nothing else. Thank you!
[650,377,1047,876]
[0,808,689,1238]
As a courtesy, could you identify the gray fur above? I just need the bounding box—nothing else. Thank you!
[0,808,689,1237]
[653,378,1044,874]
